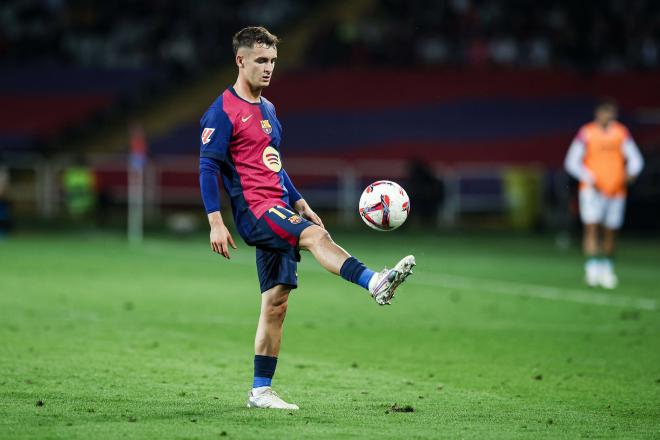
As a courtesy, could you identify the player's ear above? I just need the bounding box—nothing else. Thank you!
[236,54,244,68]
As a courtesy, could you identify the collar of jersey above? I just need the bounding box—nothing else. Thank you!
[229,86,262,106]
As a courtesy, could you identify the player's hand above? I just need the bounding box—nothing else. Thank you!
[210,223,237,259]
[296,201,324,229]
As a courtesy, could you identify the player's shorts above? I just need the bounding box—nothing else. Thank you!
[579,187,626,229]
[244,205,315,293]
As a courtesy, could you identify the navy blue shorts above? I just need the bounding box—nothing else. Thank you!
[244,205,315,293]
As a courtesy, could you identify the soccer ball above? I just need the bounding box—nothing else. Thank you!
[359,180,410,231]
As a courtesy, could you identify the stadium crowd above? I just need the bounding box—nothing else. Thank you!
[3,0,658,73]
[307,0,660,71]
[0,0,317,72]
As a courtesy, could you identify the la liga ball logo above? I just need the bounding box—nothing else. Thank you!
[262,146,282,172]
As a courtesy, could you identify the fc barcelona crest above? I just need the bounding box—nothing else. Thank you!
[288,215,303,224]
[260,119,272,134]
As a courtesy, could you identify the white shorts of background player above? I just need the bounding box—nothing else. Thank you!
[579,187,625,230]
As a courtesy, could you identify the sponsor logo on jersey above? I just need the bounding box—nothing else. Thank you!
[261,119,272,134]
[288,215,303,224]
[201,128,215,145]
[241,114,253,123]
[262,146,282,172]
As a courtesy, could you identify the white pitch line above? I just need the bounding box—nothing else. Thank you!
[137,242,657,311]
[411,272,658,311]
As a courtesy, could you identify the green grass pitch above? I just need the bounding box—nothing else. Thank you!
[1,231,659,439]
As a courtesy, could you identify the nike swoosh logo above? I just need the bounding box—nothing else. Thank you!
[241,115,253,123]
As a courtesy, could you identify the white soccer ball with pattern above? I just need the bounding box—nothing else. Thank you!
[359,180,410,231]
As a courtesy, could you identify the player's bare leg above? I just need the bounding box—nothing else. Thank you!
[599,227,618,289]
[583,223,601,287]
[299,225,415,305]
[255,285,290,356]
[582,223,600,256]
[602,227,616,256]
[248,284,299,410]
[299,225,350,274]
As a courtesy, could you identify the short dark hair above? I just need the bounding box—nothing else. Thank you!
[232,26,279,55]
[595,97,618,112]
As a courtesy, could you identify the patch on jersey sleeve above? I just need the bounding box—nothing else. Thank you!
[201,128,216,145]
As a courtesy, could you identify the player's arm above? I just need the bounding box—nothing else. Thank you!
[283,169,325,229]
[200,157,237,259]
[199,108,237,259]
[623,136,644,183]
[564,135,594,185]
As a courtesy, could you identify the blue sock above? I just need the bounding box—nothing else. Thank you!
[253,355,277,389]
[340,257,375,290]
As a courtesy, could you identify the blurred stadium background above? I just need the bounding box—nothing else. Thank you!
[1,0,659,236]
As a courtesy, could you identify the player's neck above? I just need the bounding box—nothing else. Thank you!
[233,79,263,104]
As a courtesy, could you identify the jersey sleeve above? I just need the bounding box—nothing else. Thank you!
[623,136,644,178]
[199,157,222,213]
[564,131,594,184]
[199,108,232,162]
[282,169,302,205]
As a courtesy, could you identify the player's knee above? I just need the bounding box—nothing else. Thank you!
[263,288,289,321]
[303,226,332,249]
[267,300,288,322]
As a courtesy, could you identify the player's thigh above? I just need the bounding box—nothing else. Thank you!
[298,224,329,250]
[579,187,606,225]
[603,197,625,230]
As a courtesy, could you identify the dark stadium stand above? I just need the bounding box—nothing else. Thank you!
[0,67,165,150]
[149,69,660,166]
[0,0,321,153]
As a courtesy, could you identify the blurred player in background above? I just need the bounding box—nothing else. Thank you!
[564,100,644,289]
[199,26,415,410]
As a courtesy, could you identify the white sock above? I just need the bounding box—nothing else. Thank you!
[367,273,379,293]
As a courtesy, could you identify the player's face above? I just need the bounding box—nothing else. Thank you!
[595,106,617,126]
[237,44,277,89]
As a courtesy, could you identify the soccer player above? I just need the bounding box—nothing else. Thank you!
[564,99,644,289]
[199,26,415,410]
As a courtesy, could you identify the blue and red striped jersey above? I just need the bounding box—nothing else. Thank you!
[199,86,301,239]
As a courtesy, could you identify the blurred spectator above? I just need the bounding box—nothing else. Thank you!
[62,155,97,222]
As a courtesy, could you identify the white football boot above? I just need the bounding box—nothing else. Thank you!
[247,387,299,410]
[585,266,600,288]
[370,255,416,305]
[584,260,600,288]
[599,265,618,290]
